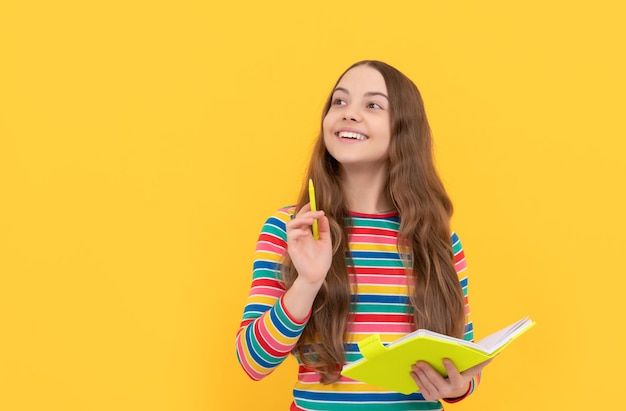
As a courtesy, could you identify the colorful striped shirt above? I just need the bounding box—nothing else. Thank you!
[236,206,480,410]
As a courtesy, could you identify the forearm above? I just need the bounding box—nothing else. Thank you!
[236,294,309,380]
[236,277,324,379]
[236,208,307,379]
[281,276,323,321]
[236,206,329,380]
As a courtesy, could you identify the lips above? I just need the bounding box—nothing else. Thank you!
[337,131,368,141]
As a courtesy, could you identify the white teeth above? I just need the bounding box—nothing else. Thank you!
[338,131,367,141]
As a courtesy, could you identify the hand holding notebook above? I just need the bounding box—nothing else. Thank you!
[341,317,535,394]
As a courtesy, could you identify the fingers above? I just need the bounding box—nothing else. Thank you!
[285,204,333,283]
[293,203,324,222]
[411,359,482,401]
[287,203,326,240]
[411,362,443,401]
[287,213,325,236]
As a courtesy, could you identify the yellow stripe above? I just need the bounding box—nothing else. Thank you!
[263,314,299,345]
[254,252,283,262]
[349,243,398,251]
[354,284,409,294]
[239,338,272,375]
[247,295,279,306]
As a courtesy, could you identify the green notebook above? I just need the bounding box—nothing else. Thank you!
[340,317,535,395]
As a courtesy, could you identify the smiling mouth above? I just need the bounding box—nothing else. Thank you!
[337,131,368,141]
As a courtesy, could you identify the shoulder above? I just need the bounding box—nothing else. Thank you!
[267,205,296,224]
[259,205,297,234]
[254,206,297,251]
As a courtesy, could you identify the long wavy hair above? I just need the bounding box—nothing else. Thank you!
[282,60,466,384]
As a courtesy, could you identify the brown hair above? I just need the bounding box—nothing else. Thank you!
[282,60,466,383]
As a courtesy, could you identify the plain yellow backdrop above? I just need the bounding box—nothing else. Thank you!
[1,1,625,410]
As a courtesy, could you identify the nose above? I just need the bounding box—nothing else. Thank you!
[342,108,361,122]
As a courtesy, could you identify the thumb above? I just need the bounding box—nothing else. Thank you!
[442,358,463,386]
[460,358,493,378]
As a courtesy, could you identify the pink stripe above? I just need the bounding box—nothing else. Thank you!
[258,314,295,352]
[455,259,467,273]
[250,286,283,298]
[235,333,265,380]
[349,322,413,334]
[256,241,285,254]
[354,274,408,286]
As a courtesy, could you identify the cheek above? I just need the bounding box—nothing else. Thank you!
[378,116,391,136]
[322,114,333,140]
[322,113,332,131]
[322,131,333,150]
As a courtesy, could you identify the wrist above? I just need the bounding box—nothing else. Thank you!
[282,277,323,321]
[443,382,472,403]
[293,275,325,292]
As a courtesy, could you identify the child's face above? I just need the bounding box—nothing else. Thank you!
[323,65,391,171]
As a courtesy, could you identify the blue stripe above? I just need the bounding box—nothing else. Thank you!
[294,389,426,402]
[344,343,359,353]
[243,303,271,315]
[351,294,409,304]
[302,342,362,356]
[459,277,468,288]
[451,232,459,244]
[253,260,281,271]
[464,321,474,341]
[269,306,302,338]
[265,216,287,231]
[350,251,400,259]
[244,325,275,369]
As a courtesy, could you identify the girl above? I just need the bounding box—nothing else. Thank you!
[236,60,491,410]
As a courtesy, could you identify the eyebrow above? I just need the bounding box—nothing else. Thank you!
[333,87,389,100]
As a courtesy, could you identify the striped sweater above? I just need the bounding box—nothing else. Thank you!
[236,206,480,410]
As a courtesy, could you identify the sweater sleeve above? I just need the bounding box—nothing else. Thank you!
[443,232,482,403]
[235,207,309,380]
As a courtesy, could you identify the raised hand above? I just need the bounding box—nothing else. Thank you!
[285,203,333,287]
[280,203,333,321]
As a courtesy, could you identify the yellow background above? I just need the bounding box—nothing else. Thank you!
[1,1,625,410]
